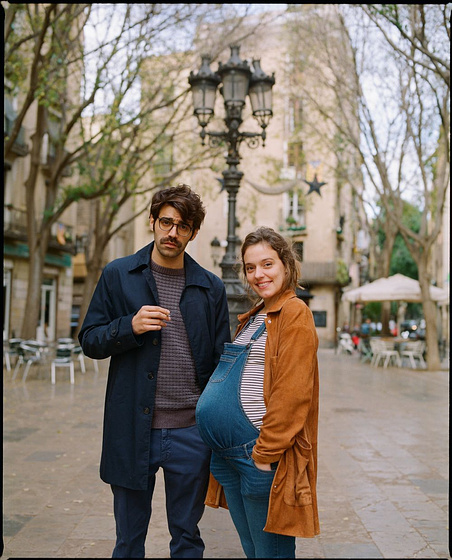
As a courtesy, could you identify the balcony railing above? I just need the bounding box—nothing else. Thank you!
[279,223,307,236]
[300,261,350,287]
[4,205,27,236]
[4,205,75,253]
[4,97,29,157]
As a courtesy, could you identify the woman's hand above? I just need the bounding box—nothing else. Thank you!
[253,460,272,471]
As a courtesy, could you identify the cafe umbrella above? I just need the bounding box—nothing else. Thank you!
[341,274,448,304]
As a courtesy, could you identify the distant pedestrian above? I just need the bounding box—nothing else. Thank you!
[350,324,360,348]
[360,318,372,337]
[389,318,397,336]
[79,184,231,558]
[196,227,320,558]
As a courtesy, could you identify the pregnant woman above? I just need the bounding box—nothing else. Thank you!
[196,227,320,558]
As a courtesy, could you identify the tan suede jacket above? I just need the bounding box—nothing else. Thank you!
[204,289,320,538]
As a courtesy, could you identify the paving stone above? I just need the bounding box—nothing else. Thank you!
[3,349,450,559]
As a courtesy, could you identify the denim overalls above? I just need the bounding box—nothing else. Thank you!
[196,318,296,558]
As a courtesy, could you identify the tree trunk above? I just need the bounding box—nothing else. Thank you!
[21,248,45,340]
[74,249,105,340]
[377,220,397,335]
[418,258,441,371]
[381,301,391,336]
[21,103,47,340]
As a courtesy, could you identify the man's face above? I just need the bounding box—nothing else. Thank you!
[150,203,198,267]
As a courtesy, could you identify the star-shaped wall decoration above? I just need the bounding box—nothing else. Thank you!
[216,177,225,192]
[304,174,326,196]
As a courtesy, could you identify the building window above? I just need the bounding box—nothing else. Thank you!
[71,305,80,339]
[288,97,303,134]
[4,96,28,155]
[38,278,56,342]
[312,311,327,328]
[284,190,306,229]
[287,141,304,170]
[293,241,304,262]
[153,137,174,178]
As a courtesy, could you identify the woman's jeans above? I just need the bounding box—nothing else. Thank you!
[196,320,295,558]
[210,442,295,558]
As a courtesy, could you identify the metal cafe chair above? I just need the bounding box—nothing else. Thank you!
[51,344,75,384]
[357,337,372,363]
[57,338,98,374]
[3,338,23,371]
[12,340,48,381]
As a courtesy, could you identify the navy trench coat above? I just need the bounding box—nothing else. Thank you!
[78,242,230,490]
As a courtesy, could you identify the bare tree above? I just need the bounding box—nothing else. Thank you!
[283,4,449,369]
[3,3,260,340]
[5,3,94,339]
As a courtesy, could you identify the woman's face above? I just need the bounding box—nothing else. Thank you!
[243,242,286,309]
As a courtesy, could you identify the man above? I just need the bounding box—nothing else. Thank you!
[79,184,230,558]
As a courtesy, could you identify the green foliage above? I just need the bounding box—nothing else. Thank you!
[366,4,400,26]
[362,301,381,322]
[5,52,29,91]
[261,156,284,185]
[65,185,99,201]
[389,234,418,279]
[336,259,350,286]
[376,199,421,278]
[4,6,31,91]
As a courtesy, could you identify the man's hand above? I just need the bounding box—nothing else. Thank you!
[132,305,171,335]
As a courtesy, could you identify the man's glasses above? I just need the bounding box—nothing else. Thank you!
[157,217,193,237]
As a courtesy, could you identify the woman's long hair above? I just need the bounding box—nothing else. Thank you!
[240,227,302,302]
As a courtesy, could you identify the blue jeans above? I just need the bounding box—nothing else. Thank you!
[111,425,211,558]
[196,321,296,558]
[210,442,295,559]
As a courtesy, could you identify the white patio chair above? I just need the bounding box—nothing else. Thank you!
[380,339,402,368]
[369,339,383,366]
[400,340,426,369]
[370,339,401,368]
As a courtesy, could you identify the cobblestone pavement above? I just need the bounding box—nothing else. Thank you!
[2,348,450,558]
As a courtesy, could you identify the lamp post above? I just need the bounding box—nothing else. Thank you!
[189,45,275,330]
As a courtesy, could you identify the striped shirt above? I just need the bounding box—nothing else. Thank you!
[235,314,267,429]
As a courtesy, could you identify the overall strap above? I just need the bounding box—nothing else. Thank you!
[250,319,267,341]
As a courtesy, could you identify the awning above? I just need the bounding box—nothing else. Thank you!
[342,274,449,304]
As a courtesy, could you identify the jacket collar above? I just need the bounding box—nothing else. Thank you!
[237,289,297,325]
[127,242,211,288]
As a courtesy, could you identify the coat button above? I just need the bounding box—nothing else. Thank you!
[152,338,159,346]
[115,341,121,347]
[267,319,272,324]
[147,372,154,380]
[143,407,150,414]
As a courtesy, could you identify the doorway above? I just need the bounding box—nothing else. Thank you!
[38,278,56,342]
[3,268,12,339]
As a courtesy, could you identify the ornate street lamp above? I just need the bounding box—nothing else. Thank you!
[189,45,275,329]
